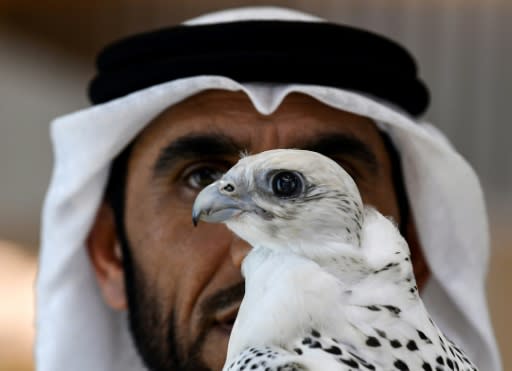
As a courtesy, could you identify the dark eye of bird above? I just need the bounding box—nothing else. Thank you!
[272,171,302,198]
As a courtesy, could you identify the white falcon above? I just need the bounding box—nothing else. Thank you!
[192,149,478,371]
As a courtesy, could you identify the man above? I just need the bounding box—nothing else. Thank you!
[36,7,501,371]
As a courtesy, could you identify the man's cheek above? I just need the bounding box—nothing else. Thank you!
[184,223,234,257]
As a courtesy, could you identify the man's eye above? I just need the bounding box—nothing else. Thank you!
[183,165,225,190]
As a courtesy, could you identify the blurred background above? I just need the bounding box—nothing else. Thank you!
[0,0,510,370]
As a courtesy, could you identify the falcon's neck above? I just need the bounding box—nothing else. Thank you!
[301,240,372,284]
[245,238,372,287]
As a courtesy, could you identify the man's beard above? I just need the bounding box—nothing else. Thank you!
[120,238,244,371]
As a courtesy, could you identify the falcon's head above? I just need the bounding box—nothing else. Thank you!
[192,149,364,255]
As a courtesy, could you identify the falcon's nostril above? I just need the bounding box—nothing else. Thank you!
[223,183,235,193]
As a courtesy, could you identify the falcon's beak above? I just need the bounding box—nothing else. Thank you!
[192,181,243,226]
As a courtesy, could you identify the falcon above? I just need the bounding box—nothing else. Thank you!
[192,149,478,371]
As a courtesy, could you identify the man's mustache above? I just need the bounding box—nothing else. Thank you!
[200,281,245,324]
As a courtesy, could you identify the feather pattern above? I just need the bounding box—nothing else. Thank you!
[192,149,478,371]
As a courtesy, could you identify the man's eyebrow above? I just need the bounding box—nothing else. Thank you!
[298,133,379,173]
[152,133,242,178]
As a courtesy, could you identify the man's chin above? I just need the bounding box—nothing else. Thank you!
[197,323,232,371]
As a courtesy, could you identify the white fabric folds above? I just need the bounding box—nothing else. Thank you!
[36,8,502,371]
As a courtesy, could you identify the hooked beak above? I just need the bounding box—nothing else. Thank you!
[192,182,243,226]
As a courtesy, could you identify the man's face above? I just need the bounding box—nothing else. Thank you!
[121,90,404,371]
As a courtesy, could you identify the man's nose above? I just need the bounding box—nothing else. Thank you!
[230,235,252,270]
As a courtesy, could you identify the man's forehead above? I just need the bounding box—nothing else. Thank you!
[145,90,374,131]
[131,89,382,157]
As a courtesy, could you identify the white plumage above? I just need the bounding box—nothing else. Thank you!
[192,149,478,371]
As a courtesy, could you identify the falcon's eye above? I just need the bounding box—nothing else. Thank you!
[271,171,303,198]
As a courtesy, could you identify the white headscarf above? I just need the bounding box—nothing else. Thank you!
[36,7,502,371]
